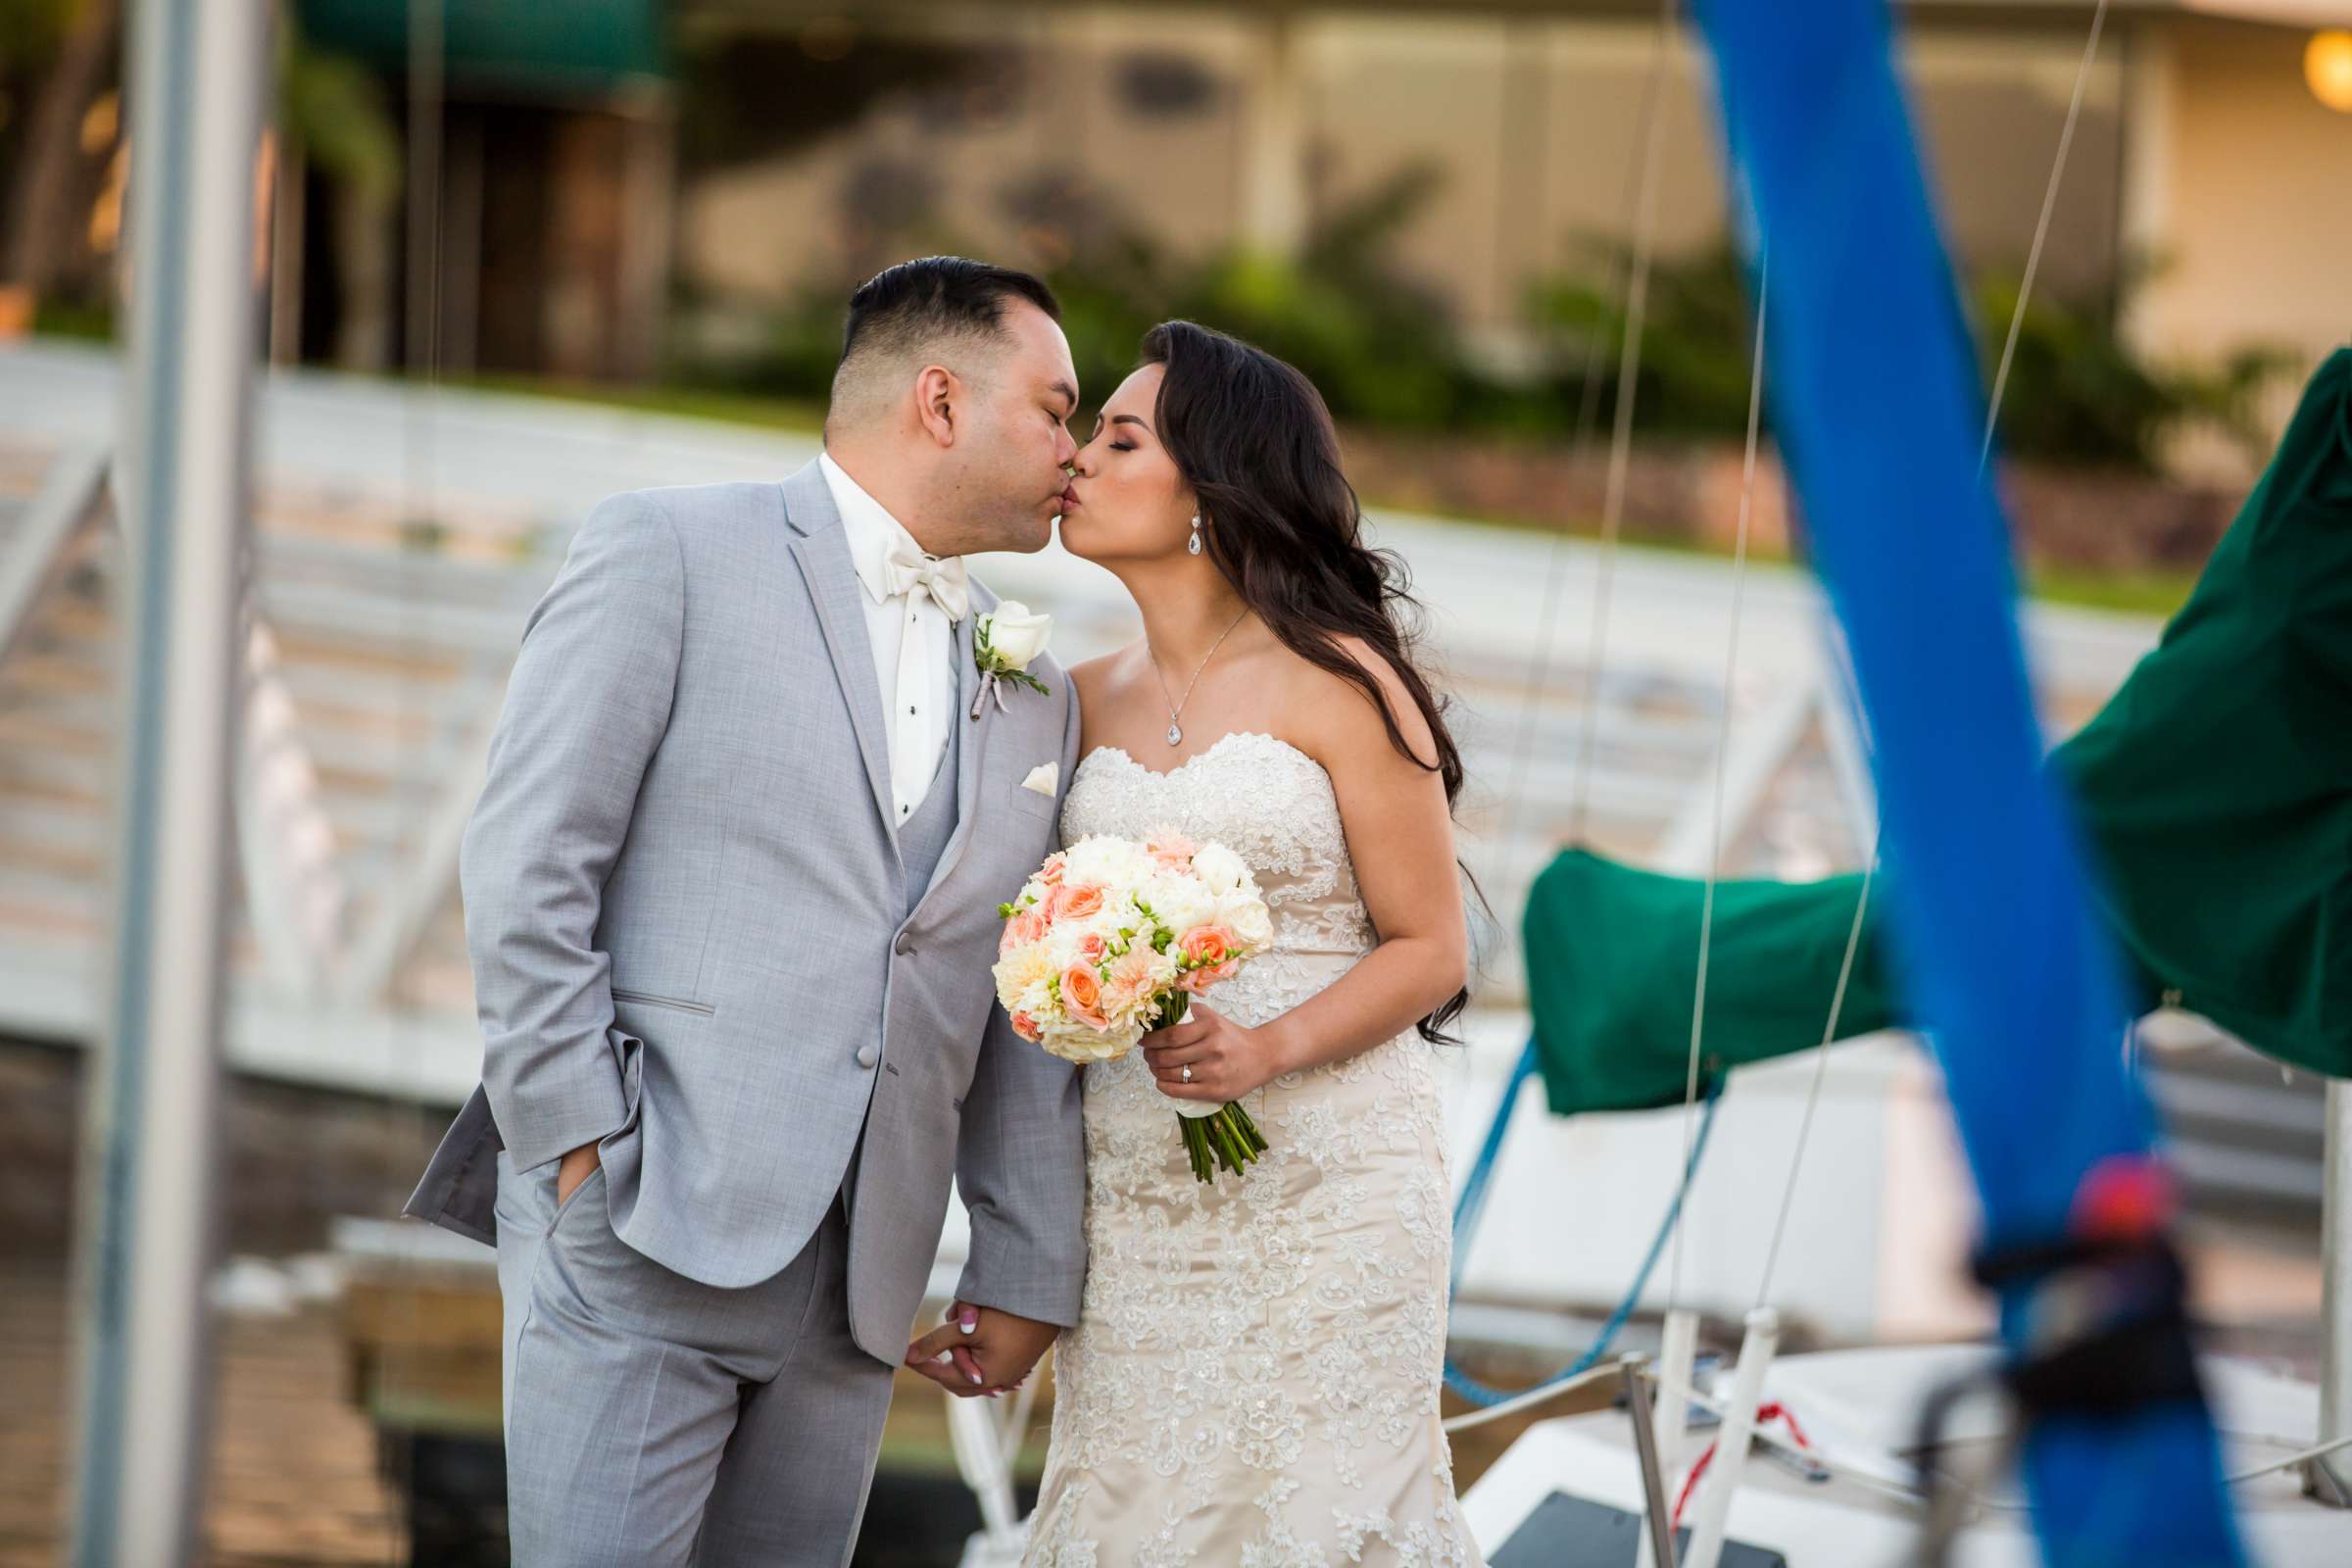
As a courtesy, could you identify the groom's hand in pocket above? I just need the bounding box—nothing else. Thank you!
[554,1141,601,1205]
[905,1301,1057,1397]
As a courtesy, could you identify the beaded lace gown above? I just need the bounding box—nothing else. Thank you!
[1022,731,1484,1568]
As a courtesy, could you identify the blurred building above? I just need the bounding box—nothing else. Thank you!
[185,1,2342,414]
[658,2,2350,385]
[279,0,676,379]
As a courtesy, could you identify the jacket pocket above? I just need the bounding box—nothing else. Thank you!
[611,987,715,1017]
[1005,785,1060,822]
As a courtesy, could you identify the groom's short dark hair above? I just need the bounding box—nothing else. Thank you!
[830,257,1060,427]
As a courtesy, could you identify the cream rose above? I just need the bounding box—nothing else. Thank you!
[1064,834,1147,889]
[1190,842,1248,896]
[1040,1017,1142,1064]
[1143,872,1215,935]
[1220,892,1274,953]
[981,602,1053,670]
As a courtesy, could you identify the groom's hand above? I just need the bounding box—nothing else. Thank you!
[554,1141,601,1205]
[905,1301,1058,1397]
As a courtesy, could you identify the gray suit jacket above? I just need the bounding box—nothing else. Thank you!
[404,461,1086,1362]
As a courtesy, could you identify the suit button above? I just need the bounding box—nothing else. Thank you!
[895,936,914,956]
[857,1046,878,1069]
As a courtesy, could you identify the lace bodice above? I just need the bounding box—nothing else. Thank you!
[1058,730,1377,1031]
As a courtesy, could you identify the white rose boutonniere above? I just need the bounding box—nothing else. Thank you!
[971,601,1054,718]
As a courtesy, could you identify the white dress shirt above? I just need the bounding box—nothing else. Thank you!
[820,452,960,822]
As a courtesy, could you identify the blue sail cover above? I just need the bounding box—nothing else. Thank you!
[1685,3,2244,1563]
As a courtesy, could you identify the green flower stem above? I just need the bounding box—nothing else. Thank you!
[1154,991,1272,1184]
[1176,1102,1269,1185]
[1180,1116,1214,1182]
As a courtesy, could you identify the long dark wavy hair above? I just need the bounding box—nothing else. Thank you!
[1141,319,1472,1042]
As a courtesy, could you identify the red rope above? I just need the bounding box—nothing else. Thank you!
[1670,1401,1815,1527]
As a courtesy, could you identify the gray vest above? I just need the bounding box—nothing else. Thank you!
[897,669,962,916]
[842,669,959,1207]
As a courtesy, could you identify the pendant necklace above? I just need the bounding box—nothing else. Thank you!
[1150,609,1249,747]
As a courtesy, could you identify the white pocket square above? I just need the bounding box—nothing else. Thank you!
[1020,762,1059,797]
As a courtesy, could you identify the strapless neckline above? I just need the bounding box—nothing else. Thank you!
[1074,729,1319,785]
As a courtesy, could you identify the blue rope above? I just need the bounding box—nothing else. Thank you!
[1444,1037,1724,1408]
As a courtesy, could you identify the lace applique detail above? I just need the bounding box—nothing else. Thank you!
[1023,732,1483,1568]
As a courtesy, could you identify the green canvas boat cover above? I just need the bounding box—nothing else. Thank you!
[1527,348,2352,1115]
[299,0,666,94]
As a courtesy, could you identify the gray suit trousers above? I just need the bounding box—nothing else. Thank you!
[493,1152,894,1567]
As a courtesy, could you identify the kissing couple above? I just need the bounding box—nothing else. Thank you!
[406,256,1487,1567]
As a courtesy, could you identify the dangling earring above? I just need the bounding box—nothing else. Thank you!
[1187,514,1203,556]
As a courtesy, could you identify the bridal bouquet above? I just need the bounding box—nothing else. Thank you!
[993,830,1274,1182]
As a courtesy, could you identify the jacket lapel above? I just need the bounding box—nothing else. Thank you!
[780,461,900,855]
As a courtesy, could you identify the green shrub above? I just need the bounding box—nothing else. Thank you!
[670,170,2288,473]
[1529,240,2292,471]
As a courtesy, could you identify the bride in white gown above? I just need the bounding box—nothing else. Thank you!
[1015,321,1486,1566]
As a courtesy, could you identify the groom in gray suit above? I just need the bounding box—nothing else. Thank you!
[403,258,1087,1565]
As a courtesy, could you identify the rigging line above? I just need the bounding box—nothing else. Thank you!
[1565,5,1675,846]
[1457,10,1678,1362]
[1439,1358,1624,1436]
[1643,1380,2352,1512]
[1444,1083,1724,1409]
[1666,244,1768,1315]
[1495,0,1678,859]
[1648,1376,1939,1512]
[1703,1380,2352,1506]
[1744,0,2111,1319]
[1455,3,1674,1365]
[1752,832,1880,1310]
[1981,0,2110,475]
[2224,1431,2352,1485]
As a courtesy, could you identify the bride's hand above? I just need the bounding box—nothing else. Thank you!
[1143,1004,1290,1102]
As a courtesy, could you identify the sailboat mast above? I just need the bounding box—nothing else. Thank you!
[2313,1082,2351,1504]
[65,0,262,1559]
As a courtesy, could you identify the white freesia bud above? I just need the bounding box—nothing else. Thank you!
[982,602,1053,670]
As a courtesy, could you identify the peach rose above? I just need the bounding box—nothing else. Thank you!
[1049,883,1106,923]
[1179,924,1235,968]
[1077,932,1108,964]
[1038,853,1067,888]
[1178,924,1240,993]
[1000,908,1049,956]
[1059,963,1109,1030]
[1009,1010,1042,1043]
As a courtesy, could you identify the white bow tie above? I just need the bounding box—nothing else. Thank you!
[879,539,969,623]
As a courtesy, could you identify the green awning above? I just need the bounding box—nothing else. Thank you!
[296,0,668,95]
[1527,347,2352,1115]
